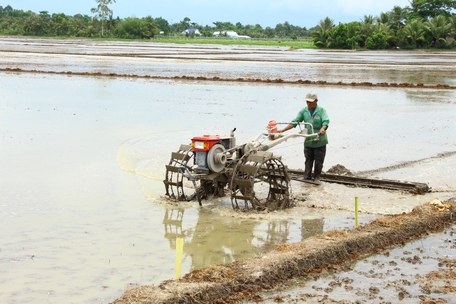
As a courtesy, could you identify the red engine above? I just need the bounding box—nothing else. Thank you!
[191,134,236,174]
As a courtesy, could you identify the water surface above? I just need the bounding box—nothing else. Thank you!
[1,41,456,303]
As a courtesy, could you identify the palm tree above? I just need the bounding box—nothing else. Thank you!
[376,11,396,34]
[359,15,375,47]
[105,14,118,34]
[362,15,375,24]
[283,21,292,37]
[346,22,362,49]
[24,14,42,35]
[320,16,335,31]
[24,13,50,35]
[69,14,86,36]
[449,15,456,40]
[403,18,425,48]
[375,22,391,33]
[310,17,334,48]
[377,12,390,25]
[425,15,451,47]
[389,6,408,31]
[179,17,191,31]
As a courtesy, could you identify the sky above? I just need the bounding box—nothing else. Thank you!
[4,0,411,28]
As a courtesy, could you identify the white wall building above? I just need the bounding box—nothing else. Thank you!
[213,30,251,40]
[182,28,201,35]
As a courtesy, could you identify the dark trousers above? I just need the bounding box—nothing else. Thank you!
[303,145,326,180]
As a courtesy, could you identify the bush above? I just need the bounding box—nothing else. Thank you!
[395,28,415,49]
[331,23,349,49]
[450,39,456,49]
[115,18,141,39]
[366,31,388,50]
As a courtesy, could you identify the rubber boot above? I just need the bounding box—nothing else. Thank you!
[313,145,326,181]
[303,147,314,180]
[304,158,313,180]
[313,159,324,180]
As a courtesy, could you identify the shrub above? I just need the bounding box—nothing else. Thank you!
[366,31,388,49]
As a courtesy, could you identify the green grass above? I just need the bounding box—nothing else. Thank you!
[1,34,317,49]
[149,37,317,49]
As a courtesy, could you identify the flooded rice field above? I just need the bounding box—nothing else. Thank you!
[2,37,456,86]
[1,38,456,303]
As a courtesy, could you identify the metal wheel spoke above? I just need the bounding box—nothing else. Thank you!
[230,150,291,211]
[163,144,197,201]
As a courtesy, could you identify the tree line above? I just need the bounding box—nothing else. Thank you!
[0,5,308,40]
[313,1,456,49]
[1,0,456,49]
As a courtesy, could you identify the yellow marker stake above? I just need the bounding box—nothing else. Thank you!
[175,237,183,279]
[355,197,359,228]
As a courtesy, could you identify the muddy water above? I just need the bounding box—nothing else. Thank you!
[2,37,456,86]
[1,39,456,303]
[256,224,456,304]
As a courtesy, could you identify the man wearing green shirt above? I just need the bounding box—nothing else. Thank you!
[278,92,330,184]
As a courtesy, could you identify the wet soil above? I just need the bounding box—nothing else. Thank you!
[1,37,455,304]
[257,225,456,304]
[1,37,456,88]
[113,200,456,304]
[326,164,354,176]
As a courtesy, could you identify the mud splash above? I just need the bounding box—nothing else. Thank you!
[112,199,456,304]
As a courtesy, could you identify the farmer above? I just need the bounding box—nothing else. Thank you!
[278,92,329,184]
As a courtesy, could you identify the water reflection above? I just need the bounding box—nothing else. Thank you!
[163,208,185,246]
[2,67,455,304]
[162,207,324,270]
[405,89,456,104]
[301,219,324,239]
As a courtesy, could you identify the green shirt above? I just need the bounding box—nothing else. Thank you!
[291,105,330,148]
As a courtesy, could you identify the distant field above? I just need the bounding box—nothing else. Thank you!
[47,35,316,49]
[3,34,315,49]
[143,37,316,49]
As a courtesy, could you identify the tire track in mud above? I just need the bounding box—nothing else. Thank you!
[356,151,456,177]
[2,67,456,90]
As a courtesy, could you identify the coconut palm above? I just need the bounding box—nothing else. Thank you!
[310,17,334,48]
[105,14,118,34]
[377,12,391,25]
[375,22,391,33]
[320,17,334,31]
[449,15,456,40]
[376,13,391,30]
[403,18,425,48]
[425,15,451,47]
[346,21,362,49]
[24,13,50,35]
[359,15,375,47]
[389,6,408,31]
